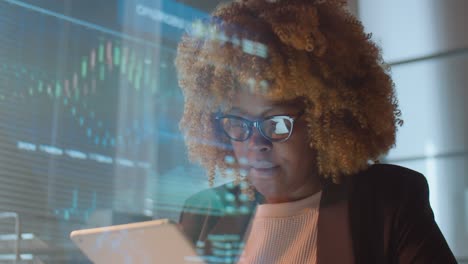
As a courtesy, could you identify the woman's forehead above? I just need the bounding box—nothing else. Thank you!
[225,92,304,116]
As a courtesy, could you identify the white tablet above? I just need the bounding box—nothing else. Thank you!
[70,219,206,264]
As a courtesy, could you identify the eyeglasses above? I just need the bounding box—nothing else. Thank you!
[215,111,304,143]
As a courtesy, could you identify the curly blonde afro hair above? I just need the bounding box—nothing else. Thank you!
[175,0,402,186]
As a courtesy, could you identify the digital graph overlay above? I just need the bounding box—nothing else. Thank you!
[0,0,184,224]
[0,0,181,168]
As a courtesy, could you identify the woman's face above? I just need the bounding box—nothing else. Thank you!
[225,90,322,203]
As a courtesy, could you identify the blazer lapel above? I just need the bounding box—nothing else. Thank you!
[317,180,354,264]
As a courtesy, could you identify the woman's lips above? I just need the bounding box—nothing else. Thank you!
[250,168,279,180]
[251,167,279,174]
[249,163,280,177]
[249,160,277,169]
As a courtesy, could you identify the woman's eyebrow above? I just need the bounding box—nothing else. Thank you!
[227,105,296,116]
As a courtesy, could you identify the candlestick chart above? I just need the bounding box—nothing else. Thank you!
[0,0,191,249]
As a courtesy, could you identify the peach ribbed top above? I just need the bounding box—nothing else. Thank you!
[238,191,322,264]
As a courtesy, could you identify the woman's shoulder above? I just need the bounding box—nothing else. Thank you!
[350,163,430,209]
[365,163,424,179]
[356,165,457,262]
[358,163,428,191]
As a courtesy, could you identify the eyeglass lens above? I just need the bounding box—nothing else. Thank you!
[220,116,293,141]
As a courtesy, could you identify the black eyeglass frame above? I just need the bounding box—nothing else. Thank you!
[215,110,304,143]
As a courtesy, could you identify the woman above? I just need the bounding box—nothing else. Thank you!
[175,0,457,263]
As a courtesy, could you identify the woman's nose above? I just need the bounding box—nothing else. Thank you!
[247,128,272,152]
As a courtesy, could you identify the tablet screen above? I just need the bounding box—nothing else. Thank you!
[71,219,206,264]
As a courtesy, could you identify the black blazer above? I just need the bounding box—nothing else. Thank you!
[179,164,457,263]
